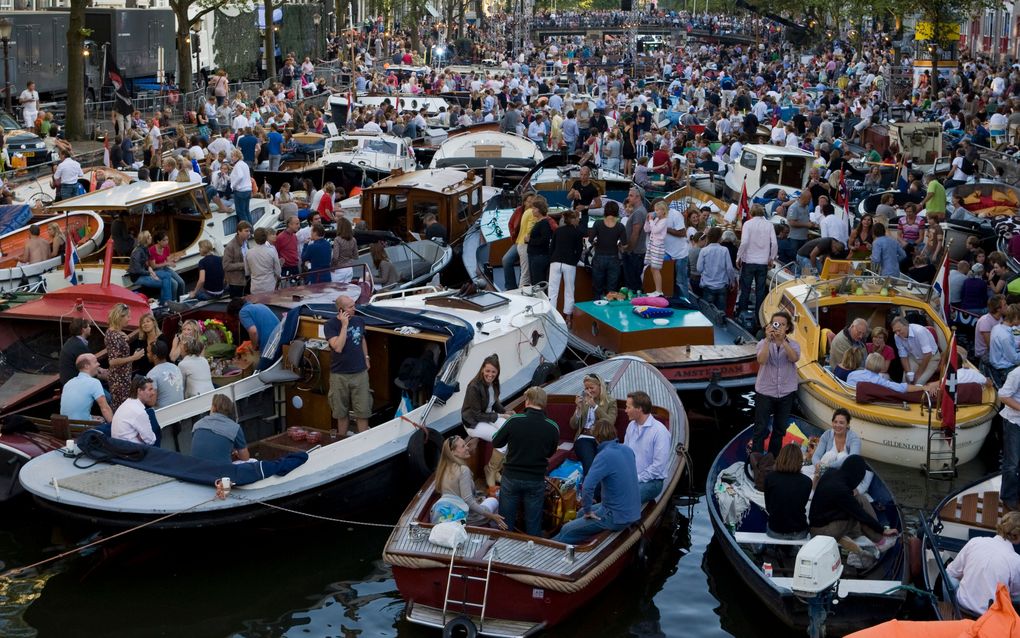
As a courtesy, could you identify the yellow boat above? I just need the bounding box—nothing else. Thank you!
[759,266,997,469]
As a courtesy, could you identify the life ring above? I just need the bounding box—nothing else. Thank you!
[407,427,442,481]
[442,614,477,638]
[704,382,729,408]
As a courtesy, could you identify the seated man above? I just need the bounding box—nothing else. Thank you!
[891,316,941,384]
[553,418,641,545]
[946,511,1020,617]
[848,353,939,394]
[191,394,250,464]
[622,390,670,504]
[59,353,113,423]
[829,318,868,369]
[111,375,159,445]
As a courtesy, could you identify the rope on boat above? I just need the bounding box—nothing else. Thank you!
[0,496,219,581]
[235,495,398,529]
[879,584,936,601]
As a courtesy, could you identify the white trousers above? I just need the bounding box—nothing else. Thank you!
[548,262,577,315]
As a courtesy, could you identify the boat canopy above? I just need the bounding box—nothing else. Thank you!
[0,205,32,235]
[46,181,205,212]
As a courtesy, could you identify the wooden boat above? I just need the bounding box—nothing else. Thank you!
[759,272,996,469]
[17,282,567,528]
[40,180,278,292]
[918,473,1003,621]
[384,356,688,637]
[0,210,105,292]
[429,131,544,189]
[707,417,909,635]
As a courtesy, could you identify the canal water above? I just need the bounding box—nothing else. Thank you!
[0,393,998,638]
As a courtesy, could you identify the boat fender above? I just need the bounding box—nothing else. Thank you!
[442,614,477,638]
[407,427,443,481]
[704,382,729,409]
[907,535,923,581]
[530,362,560,387]
[633,537,650,571]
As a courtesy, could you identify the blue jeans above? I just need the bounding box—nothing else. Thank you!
[156,268,185,301]
[499,476,546,536]
[553,504,629,545]
[59,184,79,201]
[234,190,252,226]
[501,243,519,291]
[592,254,621,299]
[622,252,645,291]
[672,256,689,300]
[195,289,224,301]
[1003,419,1020,507]
[737,263,768,324]
[752,391,796,457]
[574,436,597,476]
[639,479,664,504]
[702,286,727,313]
[565,138,577,155]
[134,274,173,303]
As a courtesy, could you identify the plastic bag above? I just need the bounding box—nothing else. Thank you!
[428,520,468,549]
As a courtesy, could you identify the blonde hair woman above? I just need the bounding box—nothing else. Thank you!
[105,303,145,410]
[170,318,202,363]
[433,434,507,529]
[569,372,617,474]
[47,222,66,259]
[178,337,215,398]
[131,311,162,375]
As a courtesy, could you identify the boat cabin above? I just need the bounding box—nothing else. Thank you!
[321,131,415,172]
[724,144,814,200]
[359,168,485,242]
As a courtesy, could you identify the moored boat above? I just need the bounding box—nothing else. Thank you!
[0,209,105,292]
[383,356,688,637]
[707,417,908,635]
[429,131,544,189]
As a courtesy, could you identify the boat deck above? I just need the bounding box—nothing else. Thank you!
[632,344,757,365]
[939,490,1003,531]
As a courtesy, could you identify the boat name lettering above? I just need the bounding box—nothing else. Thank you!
[665,363,755,379]
[879,440,925,451]
[532,588,544,599]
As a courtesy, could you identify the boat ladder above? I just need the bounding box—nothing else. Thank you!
[441,544,497,630]
[923,391,957,479]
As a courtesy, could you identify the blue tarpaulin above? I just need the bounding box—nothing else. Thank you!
[0,205,32,237]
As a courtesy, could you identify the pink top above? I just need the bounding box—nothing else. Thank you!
[644,216,668,251]
[866,343,895,361]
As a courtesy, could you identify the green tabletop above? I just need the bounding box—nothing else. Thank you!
[574,300,712,333]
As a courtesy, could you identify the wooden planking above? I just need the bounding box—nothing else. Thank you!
[960,494,979,524]
[981,491,1001,528]
[939,490,1002,531]
[632,344,757,365]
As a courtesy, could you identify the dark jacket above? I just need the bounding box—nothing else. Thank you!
[491,407,560,481]
[764,470,812,534]
[550,224,585,265]
[461,377,505,428]
[59,336,91,385]
[809,455,882,533]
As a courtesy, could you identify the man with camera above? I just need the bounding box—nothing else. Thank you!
[751,311,801,458]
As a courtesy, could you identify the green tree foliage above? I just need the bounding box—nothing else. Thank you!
[278,4,327,61]
[214,11,262,80]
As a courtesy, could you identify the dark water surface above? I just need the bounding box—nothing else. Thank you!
[0,395,998,638]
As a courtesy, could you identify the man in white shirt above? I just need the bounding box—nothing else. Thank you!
[819,207,849,245]
[622,391,671,504]
[207,134,234,158]
[891,317,940,384]
[19,81,40,129]
[148,120,162,155]
[527,113,548,150]
[736,203,778,325]
[53,148,85,201]
[111,376,159,445]
[232,109,250,132]
[945,511,1020,615]
[665,201,690,299]
[229,149,253,225]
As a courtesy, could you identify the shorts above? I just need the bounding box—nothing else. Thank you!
[329,370,372,419]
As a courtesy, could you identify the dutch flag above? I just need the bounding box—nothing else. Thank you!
[64,238,80,286]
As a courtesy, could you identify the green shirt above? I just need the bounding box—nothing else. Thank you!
[926,179,946,213]
[866,149,881,163]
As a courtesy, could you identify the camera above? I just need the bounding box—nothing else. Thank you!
[772,321,781,330]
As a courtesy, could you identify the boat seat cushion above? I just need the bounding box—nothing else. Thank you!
[855,382,925,404]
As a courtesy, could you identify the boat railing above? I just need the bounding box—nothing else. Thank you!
[369,284,442,303]
[280,262,375,291]
[916,512,963,620]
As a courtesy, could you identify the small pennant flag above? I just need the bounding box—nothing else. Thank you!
[738,178,750,223]
[939,331,959,436]
[64,235,80,286]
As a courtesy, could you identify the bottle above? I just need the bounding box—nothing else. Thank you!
[762,562,773,578]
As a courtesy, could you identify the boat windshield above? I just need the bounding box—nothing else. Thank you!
[794,275,936,324]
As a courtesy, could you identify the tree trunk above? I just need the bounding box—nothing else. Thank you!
[65,0,87,140]
[173,4,194,92]
[474,0,484,31]
[458,0,465,39]
[410,0,421,53]
[264,0,277,80]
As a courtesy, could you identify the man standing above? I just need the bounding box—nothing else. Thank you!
[697,227,736,312]
[735,203,777,327]
[325,295,371,437]
[246,227,281,294]
[59,354,113,423]
[751,311,801,458]
[988,304,1020,387]
[222,220,250,297]
[891,316,941,385]
[148,341,184,409]
[229,149,253,225]
[664,201,690,300]
[785,190,814,256]
[870,223,905,277]
[623,391,671,504]
[52,147,85,201]
[228,298,280,352]
[566,165,602,230]
[111,376,159,445]
[266,124,284,171]
[59,318,95,384]
[19,81,39,129]
[552,419,641,544]
[562,110,579,155]
[301,223,331,283]
[921,174,947,225]
[276,215,301,278]
[491,386,560,536]
[191,394,250,464]
[622,188,648,291]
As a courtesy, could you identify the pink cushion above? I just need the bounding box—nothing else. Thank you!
[631,296,669,307]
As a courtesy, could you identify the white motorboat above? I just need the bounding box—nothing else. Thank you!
[320,130,417,180]
[429,131,544,180]
[18,283,568,528]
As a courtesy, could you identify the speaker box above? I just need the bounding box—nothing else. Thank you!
[621,0,632,10]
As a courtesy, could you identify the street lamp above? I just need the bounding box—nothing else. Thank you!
[313,12,322,60]
[0,17,12,115]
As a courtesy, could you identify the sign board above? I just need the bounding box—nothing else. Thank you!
[914,22,961,41]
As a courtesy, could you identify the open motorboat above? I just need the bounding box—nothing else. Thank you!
[18,281,567,528]
[707,417,908,635]
[724,144,816,202]
[320,130,417,184]
[0,209,105,292]
[429,131,544,189]
[384,356,688,638]
[759,270,996,469]
[353,238,452,292]
[39,181,278,292]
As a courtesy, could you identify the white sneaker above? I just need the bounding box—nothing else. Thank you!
[648,291,662,297]
[875,534,897,553]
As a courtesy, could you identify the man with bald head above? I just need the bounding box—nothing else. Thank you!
[325,295,371,437]
[829,318,869,371]
[59,353,114,423]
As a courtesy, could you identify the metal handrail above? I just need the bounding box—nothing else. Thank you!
[915,512,962,620]
[369,284,442,303]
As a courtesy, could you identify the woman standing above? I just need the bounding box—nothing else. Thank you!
[526,198,553,286]
[461,354,512,496]
[751,311,801,458]
[848,214,875,256]
[130,312,163,376]
[548,210,584,324]
[568,372,617,475]
[643,200,669,297]
[589,201,627,299]
[105,303,145,411]
[331,217,359,283]
[434,435,507,529]
[621,118,637,177]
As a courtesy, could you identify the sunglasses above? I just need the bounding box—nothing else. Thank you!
[446,436,463,449]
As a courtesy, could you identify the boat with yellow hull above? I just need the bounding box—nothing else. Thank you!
[759,272,997,469]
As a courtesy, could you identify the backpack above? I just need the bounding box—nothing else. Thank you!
[961,157,976,176]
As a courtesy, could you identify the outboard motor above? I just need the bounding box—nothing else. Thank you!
[792,536,843,638]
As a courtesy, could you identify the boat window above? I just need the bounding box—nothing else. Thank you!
[326,138,358,154]
[425,291,511,311]
[364,139,399,155]
[739,150,757,171]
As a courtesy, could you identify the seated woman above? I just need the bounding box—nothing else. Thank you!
[370,242,400,289]
[809,408,864,487]
[433,434,508,529]
[178,337,215,398]
[809,455,898,554]
[460,355,512,497]
[866,326,894,375]
[764,443,812,540]
[833,347,863,382]
[568,372,617,476]
[946,511,1020,617]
